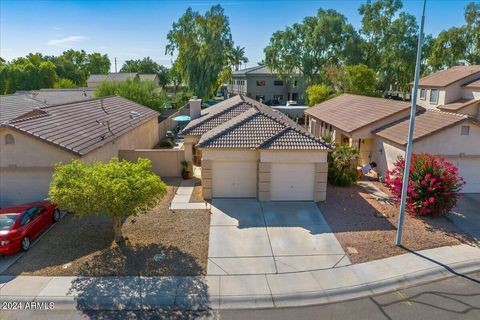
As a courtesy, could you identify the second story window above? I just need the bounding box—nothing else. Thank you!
[430,89,439,104]
[274,80,283,86]
[256,80,266,86]
[420,88,426,100]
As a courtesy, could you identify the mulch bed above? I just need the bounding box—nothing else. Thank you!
[4,178,210,277]
[318,183,472,264]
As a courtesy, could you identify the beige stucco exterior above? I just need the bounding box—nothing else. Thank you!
[0,117,159,206]
[374,122,480,192]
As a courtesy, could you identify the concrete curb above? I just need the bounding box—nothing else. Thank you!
[1,254,479,311]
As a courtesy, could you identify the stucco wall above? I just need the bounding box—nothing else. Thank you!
[202,149,259,161]
[0,117,159,205]
[260,150,327,163]
[374,122,480,177]
[119,149,185,177]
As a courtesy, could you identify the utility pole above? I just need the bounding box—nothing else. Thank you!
[396,0,427,246]
[114,57,117,73]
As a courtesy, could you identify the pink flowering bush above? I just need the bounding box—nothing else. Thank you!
[385,153,465,216]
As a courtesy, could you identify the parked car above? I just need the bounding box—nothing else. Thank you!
[0,201,61,256]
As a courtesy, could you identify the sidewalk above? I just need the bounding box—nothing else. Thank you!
[1,244,479,311]
[169,179,209,210]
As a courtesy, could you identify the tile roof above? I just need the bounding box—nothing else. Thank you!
[438,98,479,111]
[182,95,272,136]
[2,96,159,156]
[197,102,331,150]
[417,65,480,87]
[0,94,46,122]
[232,65,274,76]
[464,78,480,89]
[30,88,95,105]
[374,109,478,145]
[305,94,413,134]
[138,74,158,82]
[87,73,139,83]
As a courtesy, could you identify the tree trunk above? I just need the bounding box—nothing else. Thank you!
[113,216,123,243]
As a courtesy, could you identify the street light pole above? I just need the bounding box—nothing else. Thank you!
[396,0,427,246]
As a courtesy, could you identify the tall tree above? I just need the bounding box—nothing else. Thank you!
[359,0,418,92]
[166,5,234,99]
[264,9,361,84]
[230,46,249,71]
[464,2,480,65]
[86,52,111,75]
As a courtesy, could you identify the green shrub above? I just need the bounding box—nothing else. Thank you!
[328,145,358,186]
[158,137,174,148]
[306,84,334,106]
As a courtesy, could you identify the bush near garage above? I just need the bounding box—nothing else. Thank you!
[328,144,359,187]
[385,153,465,217]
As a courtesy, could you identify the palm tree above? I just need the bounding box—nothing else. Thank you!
[230,46,249,71]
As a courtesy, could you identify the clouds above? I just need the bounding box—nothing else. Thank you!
[47,36,87,46]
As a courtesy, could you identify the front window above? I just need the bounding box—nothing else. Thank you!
[255,95,265,102]
[461,126,470,136]
[420,88,426,100]
[5,134,14,145]
[0,214,19,230]
[274,80,283,86]
[256,80,266,86]
[273,95,283,101]
[430,89,439,104]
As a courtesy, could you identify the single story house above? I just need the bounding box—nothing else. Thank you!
[0,94,46,122]
[305,66,480,193]
[181,95,332,201]
[139,74,160,86]
[29,88,95,105]
[86,73,139,88]
[0,96,159,205]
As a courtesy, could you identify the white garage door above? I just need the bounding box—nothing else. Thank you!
[270,163,315,201]
[212,161,257,198]
[455,158,480,193]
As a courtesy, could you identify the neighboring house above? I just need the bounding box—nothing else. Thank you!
[227,66,306,104]
[86,73,140,88]
[139,74,160,86]
[305,65,480,193]
[181,95,332,202]
[0,96,159,205]
[29,88,95,105]
[305,94,414,165]
[0,94,46,122]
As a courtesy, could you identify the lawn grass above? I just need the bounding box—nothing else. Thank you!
[4,178,210,277]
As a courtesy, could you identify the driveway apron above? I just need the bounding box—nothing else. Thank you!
[207,199,350,275]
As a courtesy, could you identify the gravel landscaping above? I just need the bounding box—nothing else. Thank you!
[318,183,473,264]
[3,178,210,277]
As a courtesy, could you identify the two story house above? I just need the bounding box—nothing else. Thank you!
[227,66,306,105]
[306,66,480,193]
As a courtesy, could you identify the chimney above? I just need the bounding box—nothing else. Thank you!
[189,97,202,120]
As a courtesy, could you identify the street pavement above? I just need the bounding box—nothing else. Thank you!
[2,271,479,320]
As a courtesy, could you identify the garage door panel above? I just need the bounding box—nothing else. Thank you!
[455,159,480,193]
[212,161,257,198]
[271,163,315,201]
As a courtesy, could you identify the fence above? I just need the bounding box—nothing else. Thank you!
[119,149,185,177]
[158,103,190,139]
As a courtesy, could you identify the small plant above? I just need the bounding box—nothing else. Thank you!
[158,137,174,148]
[180,160,190,179]
[385,153,465,216]
[328,144,358,186]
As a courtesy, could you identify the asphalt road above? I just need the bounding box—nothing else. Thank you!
[2,271,479,320]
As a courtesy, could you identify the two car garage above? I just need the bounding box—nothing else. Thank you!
[204,150,327,202]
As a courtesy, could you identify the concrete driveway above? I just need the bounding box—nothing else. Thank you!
[207,199,350,275]
[450,194,480,241]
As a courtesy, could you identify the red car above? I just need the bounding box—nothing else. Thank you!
[0,201,61,256]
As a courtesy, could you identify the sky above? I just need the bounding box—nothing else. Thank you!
[0,0,475,71]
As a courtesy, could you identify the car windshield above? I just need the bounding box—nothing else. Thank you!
[0,214,19,231]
